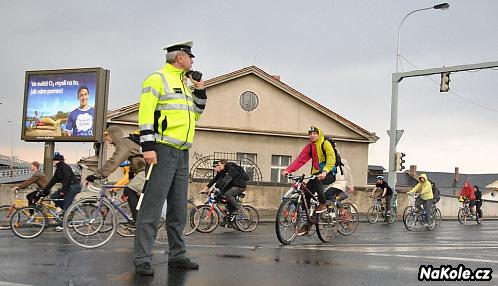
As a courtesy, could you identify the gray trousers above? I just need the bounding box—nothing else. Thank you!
[134,144,189,265]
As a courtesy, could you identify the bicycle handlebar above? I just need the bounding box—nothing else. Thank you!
[286,174,317,182]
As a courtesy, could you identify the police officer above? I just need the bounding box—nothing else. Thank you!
[134,40,206,275]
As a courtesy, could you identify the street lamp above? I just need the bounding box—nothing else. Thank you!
[389,3,450,189]
[395,3,450,72]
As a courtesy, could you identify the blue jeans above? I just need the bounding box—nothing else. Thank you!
[50,183,81,210]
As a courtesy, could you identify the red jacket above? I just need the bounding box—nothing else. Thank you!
[460,182,476,200]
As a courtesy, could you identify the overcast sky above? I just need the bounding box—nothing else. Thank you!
[1,0,497,174]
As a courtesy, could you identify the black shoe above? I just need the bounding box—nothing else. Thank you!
[168,258,199,269]
[135,262,154,276]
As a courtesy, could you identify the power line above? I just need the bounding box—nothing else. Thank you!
[399,55,498,113]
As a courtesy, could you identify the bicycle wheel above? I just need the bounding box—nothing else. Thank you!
[457,208,467,224]
[338,203,359,236]
[116,202,135,237]
[426,215,436,231]
[64,199,117,248]
[0,205,17,230]
[275,199,299,245]
[402,206,415,223]
[433,208,442,226]
[386,209,396,224]
[234,205,259,232]
[316,205,337,243]
[10,206,47,239]
[196,205,219,233]
[367,206,379,224]
[184,202,200,236]
[476,212,483,224]
[154,218,168,245]
[404,213,417,231]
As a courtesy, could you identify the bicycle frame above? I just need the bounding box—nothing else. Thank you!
[285,175,320,225]
[86,184,132,222]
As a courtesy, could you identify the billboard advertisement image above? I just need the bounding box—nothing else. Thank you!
[22,68,109,142]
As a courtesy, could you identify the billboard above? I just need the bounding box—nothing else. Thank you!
[22,68,109,142]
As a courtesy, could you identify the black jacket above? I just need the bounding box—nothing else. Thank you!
[207,162,247,192]
[43,161,79,194]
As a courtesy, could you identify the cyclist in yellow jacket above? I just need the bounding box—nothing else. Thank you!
[407,173,434,226]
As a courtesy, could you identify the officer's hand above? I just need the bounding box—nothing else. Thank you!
[86,175,97,183]
[143,151,157,165]
[348,186,355,193]
[190,76,205,90]
[281,170,288,177]
[318,171,327,180]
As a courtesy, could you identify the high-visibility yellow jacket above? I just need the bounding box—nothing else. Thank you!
[138,63,207,151]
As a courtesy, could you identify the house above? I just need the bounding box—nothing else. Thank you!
[101,66,379,186]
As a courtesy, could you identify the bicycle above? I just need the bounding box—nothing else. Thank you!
[0,188,31,230]
[403,195,436,231]
[9,195,65,239]
[196,188,259,233]
[367,196,395,224]
[154,200,200,245]
[402,195,442,226]
[458,197,481,224]
[275,174,337,245]
[62,182,133,248]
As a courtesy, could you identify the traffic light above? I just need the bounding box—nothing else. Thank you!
[395,152,406,171]
[440,72,450,92]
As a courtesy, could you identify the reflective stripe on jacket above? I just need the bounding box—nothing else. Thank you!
[138,63,206,151]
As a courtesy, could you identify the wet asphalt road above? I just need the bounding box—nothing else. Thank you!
[0,220,497,286]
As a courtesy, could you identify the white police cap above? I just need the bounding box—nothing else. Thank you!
[163,40,194,58]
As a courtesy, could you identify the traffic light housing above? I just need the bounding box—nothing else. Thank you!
[395,152,406,171]
[440,72,450,92]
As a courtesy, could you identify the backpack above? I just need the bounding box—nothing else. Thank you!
[233,164,250,181]
[309,136,344,173]
[430,180,440,203]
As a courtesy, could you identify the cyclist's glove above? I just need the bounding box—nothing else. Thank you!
[86,175,98,183]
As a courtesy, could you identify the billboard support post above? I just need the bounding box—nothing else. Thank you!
[43,141,54,179]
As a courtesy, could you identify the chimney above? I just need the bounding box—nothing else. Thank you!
[454,167,460,182]
[409,165,417,178]
[272,75,280,81]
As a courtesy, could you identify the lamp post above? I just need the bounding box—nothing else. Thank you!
[7,120,14,176]
[395,3,450,73]
[388,3,450,189]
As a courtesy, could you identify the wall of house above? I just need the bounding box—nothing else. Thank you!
[197,75,361,139]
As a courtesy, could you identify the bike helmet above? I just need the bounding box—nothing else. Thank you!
[376,175,384,180]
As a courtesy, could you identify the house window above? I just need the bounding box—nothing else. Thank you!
[271,155,291,183]
[239,91,259,112]
[236,152,257,180]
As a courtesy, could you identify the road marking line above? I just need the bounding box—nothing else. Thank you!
[0,281,34,286]
[366,253,498,264]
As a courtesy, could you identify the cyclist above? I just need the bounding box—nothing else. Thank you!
[325,158,354,202]
[459,181,476,216]
[474,185,483,220]
[369,175,393,220]
[200,159,248,215]
[42,153,81,230]
[12,161,49,207]
[281,126,337,235]
[85,127,145,218]
[407,174,433,226]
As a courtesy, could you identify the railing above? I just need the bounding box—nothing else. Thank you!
[0,154,31,168]
[0,169,32,184]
